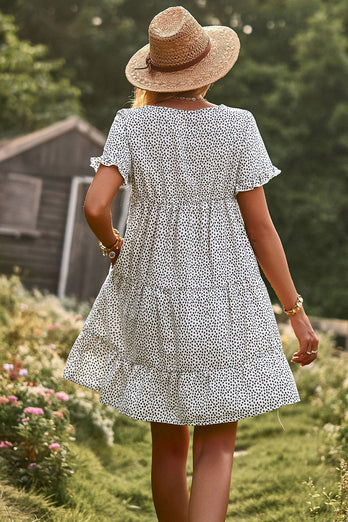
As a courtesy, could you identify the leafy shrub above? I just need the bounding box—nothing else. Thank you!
[0,273,86,361]
[0,370,75,503]
[0,273,120,457]
[279,320,348,518]
[280,321,348,462]
[304,459,348,521]
[68,395,115,446]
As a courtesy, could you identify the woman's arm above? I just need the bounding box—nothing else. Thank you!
[84,164,125,249]
[237,186,319,366]
[237,186,298,310]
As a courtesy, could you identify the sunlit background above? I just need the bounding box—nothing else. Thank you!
[0,1,347,520]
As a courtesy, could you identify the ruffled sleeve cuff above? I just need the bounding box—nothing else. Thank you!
[234,110,281,196]
[235,165,282,195]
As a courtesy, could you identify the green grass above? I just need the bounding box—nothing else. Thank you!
[0,401,341,521]
[227,404,337,520]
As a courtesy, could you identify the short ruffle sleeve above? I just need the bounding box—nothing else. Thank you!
[90,109,131,186]
[234,110,281,195]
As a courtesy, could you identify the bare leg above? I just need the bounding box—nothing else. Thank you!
[189,421,238,522]
[150,421,190,522]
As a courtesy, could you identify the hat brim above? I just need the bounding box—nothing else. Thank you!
[125,26,240,92]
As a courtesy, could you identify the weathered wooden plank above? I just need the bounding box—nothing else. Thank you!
[0,122,130,300]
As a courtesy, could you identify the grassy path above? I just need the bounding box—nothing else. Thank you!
[227,404,336,520]
[0,401,339,521]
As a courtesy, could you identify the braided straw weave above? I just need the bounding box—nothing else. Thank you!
[125,6,240,92]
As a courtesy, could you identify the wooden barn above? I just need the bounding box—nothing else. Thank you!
[0,117,131,301]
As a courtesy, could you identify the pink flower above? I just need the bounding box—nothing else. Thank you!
[53,411,63,418]
[55,392,69,402]
[48,323,60,331]
[0,397,9,404]
[22,417,29,424]
[75,314,83,320]
[43,388,55,395]
[29,462,37,468]
[24,407,44,415]
[0,441,13,448]
[49,442,60,451]
[8,395,18,402]
[36,387,54,396]
[18,368,28,376]
[3,363,14,371]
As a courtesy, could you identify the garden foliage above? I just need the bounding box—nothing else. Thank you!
[0,272,346,517]
[0,273,120,504]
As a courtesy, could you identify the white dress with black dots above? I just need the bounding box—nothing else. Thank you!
[63,104,301,425]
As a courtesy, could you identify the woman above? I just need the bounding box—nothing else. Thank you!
[63,6,319,521]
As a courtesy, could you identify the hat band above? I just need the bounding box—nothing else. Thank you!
[135,38,211,73]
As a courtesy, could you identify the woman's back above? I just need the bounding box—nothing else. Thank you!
[127,104,241,202]
[64,100,302,426]
[91,104,281,287]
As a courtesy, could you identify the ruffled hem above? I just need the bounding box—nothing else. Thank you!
[234,165,281,195]
[103,396,302,426]
[62,331,301,426]
[90,155,129,186]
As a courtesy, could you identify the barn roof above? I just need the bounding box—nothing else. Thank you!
[0,116,105,163]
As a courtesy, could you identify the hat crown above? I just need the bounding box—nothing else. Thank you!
[148,6,210,68]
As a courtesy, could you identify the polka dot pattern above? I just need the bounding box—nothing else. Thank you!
[63,104,301,425]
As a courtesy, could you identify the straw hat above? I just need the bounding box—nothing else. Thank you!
[125,6,240,92]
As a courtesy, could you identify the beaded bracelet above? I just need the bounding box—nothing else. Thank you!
[283,294,304,316]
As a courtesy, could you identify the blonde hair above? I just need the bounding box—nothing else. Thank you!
[130,84,212,107]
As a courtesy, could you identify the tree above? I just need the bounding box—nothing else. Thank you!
[1,0,347,317]
[282,4,348,317]
[0,11,82,138]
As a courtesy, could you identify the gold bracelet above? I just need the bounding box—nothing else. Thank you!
[105,238,123,260]
[283,294,304,316]
[98,228,123,259]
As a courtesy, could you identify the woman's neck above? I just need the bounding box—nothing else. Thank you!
[152,95,216,110]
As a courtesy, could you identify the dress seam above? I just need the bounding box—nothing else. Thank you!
[78,328,285,375]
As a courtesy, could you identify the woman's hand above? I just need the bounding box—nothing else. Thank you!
[110,256,118,267]
[110,238,123,267]
[290,308,319,366]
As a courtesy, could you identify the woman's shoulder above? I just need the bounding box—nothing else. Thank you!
[112,105,252,137]
[220,105,252,122]
[221,104,249,114]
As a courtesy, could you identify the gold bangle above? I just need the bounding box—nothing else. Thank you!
[283,294,304,316]
[98,228,123,256]
[106,238,123,260]
[99,238,123,259]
